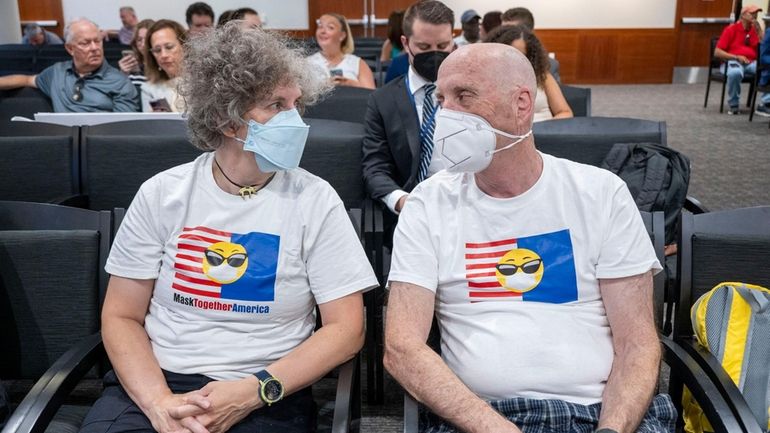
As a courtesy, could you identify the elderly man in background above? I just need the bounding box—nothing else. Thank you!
[715,4,764,115]
[21,24,63,46]
[384,43,676,433]
[0,18,138,112]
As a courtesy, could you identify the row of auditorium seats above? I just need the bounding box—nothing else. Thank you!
[0,43,127,76]
[0,84,591,131]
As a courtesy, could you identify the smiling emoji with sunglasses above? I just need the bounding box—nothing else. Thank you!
[202,241,249,284]
[495,248,544,293]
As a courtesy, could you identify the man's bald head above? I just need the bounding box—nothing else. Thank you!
[436,43,537,134]
[441,43,536,98]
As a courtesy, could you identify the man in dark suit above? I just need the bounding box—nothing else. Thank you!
[362,1,455,218]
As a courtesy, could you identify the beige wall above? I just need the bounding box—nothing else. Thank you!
[0,1,22,43]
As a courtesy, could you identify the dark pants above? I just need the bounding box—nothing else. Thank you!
[79,370,316,433]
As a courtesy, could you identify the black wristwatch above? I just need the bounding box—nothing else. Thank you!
[594,429,619,433]
[254,369,284,406]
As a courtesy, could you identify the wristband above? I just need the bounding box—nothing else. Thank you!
[595,429,619,433]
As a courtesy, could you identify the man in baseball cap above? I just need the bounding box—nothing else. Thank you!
[714,4,764,114]
[454,9,481,46]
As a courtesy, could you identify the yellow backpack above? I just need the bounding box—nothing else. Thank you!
[683,282,770,433]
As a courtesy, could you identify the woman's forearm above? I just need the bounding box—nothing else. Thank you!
[103,315,172,414]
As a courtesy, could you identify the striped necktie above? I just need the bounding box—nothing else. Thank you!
[417,83,437,183]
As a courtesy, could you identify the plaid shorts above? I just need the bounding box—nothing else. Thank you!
[422,393,676,433]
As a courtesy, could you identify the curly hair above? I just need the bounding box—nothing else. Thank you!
[484,25,548,88]
[180,23,332,151]
[144,19,187,83]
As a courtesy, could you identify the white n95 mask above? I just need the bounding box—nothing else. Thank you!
[433,108,532,173]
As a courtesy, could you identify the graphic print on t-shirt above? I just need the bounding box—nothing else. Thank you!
[465,229,577,303]
[173,226,280,302]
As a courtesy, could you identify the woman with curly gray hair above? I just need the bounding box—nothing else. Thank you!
[79,23,377,433]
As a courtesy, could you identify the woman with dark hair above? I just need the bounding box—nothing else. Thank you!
[308,13,375,89]
[380,9,405,62]
[118,18,155,83]
[480,11,502,40]
[78,23,375,433]
[485,25,572,122]
[140,19,186,112]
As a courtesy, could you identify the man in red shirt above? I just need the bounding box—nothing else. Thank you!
[715,5,764,114]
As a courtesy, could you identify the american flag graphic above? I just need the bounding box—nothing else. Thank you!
[464,229,578,304]
[173,226,279,302]
[465,238,523,300]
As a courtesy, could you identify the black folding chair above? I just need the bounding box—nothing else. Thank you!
[704,36,755,113]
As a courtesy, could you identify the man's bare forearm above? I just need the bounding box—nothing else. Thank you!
[0,75,36,90]
[597,272,660,432]
[384,282,520,433]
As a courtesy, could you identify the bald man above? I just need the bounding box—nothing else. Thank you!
[0,19,138,112]
[383,43,675,433]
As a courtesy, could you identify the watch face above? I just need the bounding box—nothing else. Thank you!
[262,378,284,402]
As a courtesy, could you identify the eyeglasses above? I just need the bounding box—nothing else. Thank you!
[72,77,84,102]
[205,250,247,268]
[495,259,542,276]
[744,32,752,46]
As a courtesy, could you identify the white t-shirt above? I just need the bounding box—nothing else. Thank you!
[140,78,182,113]
[106,152,378,380]
[388,153,661,405]
[307,52,362,81]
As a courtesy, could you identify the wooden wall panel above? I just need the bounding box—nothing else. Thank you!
[677,23,728,66]
[537,29,677,84]
[679,0,734,17]
[17,0,64,38]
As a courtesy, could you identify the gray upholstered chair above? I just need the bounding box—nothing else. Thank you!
[304,86,374,124]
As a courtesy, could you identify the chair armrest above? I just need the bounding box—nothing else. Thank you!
[684,196,708,214]
[331,354,359,433]
[661,338,751,433]
[51,194,88,209]
[3,332,103,433]
[679,338,765,433]
[403,392,419,433]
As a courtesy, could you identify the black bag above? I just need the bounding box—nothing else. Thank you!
[601,142,690,245]
[0,381,8,430]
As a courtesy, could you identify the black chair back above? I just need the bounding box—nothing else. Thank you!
[299,118,367,210]
[559,84,591,117]
[80,120,202,211]
[0,201,111,380]
[0,88,53,129]
[304,87,373,124]
[532,116,667,167]
[0,45,36,76]
[676,206,770,340]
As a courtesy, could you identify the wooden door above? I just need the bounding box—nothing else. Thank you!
[309,0,414,38]
[675,0,736,67]
[17,0,64,39]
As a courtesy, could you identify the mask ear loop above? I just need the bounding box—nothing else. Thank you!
[486,129,533,156]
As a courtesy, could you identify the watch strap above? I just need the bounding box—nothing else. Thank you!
[254,369,273,383]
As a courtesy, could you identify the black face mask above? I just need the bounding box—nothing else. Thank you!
[411,50,450,82]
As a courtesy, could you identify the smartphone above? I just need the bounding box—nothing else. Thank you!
[121,49,135,59]
[329,69,343,78]
[149,98,172,112]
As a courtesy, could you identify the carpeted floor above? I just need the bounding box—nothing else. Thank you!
[589,82,770,212]
[356,82,770,433]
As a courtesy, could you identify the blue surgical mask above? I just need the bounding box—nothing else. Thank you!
[234,108,310,172]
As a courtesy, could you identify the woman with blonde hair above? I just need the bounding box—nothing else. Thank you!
[140,19,186,112]
[308,13,375,89]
